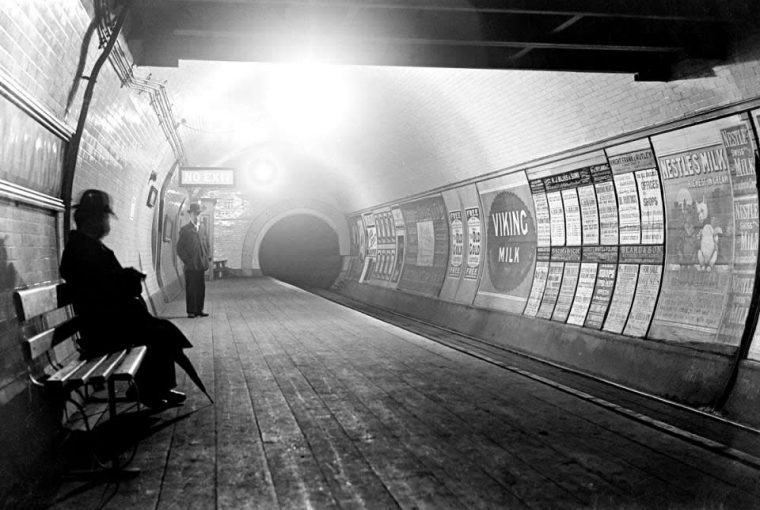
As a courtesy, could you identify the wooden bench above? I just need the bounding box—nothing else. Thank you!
[13,282,148,476]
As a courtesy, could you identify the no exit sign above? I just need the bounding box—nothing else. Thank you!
[180,167,235,187]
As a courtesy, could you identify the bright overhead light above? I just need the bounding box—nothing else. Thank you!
[265,63,351,139]
[249,158,277,185]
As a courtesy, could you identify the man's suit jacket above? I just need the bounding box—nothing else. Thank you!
[177,222,210,272]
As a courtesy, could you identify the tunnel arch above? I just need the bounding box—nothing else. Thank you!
[241,199,350,276]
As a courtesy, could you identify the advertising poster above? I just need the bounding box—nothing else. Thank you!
[585,264,617,329]
[650,122,736,344]
[635,168,665,244]
[567,263,598,326]
[603,264,639,334]
[531,180,551,247]
[536,262,564,319]
[465,207,482,280]
[562,189,582,246]
[397,196,449,296]
[578,185,599,246]
[547,191,565,247]
[541,168,593,247]
[718,121,759,347]
[474,172,538,313]
[392,234,405,283]
[370,208,397,282]
[347,215,366,281]
[592,164,619,245]
[624,264,663,337]
[552,263,580,322]
[391,208,406,284]
[523,261,549,317]
[613,173,641,245]
[448,210,464,278]
[416,220,436,266]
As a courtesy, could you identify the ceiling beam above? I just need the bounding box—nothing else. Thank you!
[131,0,755,23]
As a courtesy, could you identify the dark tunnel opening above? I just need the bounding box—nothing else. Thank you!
[258,214,343,289]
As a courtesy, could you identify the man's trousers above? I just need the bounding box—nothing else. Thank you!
[185,269,206,315]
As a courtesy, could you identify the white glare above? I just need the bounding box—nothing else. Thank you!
[265,64,351,139]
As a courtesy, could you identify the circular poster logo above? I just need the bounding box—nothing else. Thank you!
[487,191,536,292]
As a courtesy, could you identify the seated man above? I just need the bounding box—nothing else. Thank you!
[60,189,190,408]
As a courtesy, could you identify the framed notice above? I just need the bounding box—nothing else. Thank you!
[465,207,482,279]
[448,211,464,278]
[397,196,448,296]
[523,261,549,317]
[623,264,662,337]
[567,263,598,326]
[584,264,617,329]
[578,185,599,246]
[474,172,537,313]
[531,180,551,247]
[635,168,665,244]
[650,119,738,344]
[536,262,564,319]
[551,263,580,322]
[547,192,566,247]
[613,173,641,245]
[562,189,582,246]
[603,264,639,333]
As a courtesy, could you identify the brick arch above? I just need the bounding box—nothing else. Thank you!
[241,199,349,275]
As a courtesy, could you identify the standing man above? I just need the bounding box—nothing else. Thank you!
[177,202,211,318]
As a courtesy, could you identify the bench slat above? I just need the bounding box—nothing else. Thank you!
[112,346,147,381]
[48,359,88,388]
[25,318,80,360]
[13,284,61,321]
[68,356,111,386]
[89,351,128,385]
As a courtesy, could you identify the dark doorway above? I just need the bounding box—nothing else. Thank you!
[258,214,342,289]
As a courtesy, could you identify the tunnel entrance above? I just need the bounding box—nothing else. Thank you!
[258,214,342,289]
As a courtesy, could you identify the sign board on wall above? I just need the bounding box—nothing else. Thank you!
[649,115,756,346]
[347,215,366,281]
[179,167,235,187]
[602,140,665,336]
[369,208,398,284]
[397,196,449,296]
[473,172,537,314]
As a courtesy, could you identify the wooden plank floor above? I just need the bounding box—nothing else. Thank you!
[49,278,760,509]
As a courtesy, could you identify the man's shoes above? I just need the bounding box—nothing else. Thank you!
[196,312,209,317]
[187,313,197,318]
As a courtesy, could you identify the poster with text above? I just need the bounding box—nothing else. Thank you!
[603,264,639,334]
[474,172,537,313]
[650,130,735,344]
[397,196,449,296]
[448,210,464,278]
[536,262,564,319]
[465,207,482,280]
[531,179,551,247]
[347,215,366,281]
[523,261,549,317]
[585,264,617,329]
[552,263,580,322]
[578,185,599,246]
[567,263,598,326]
[592,164,619,245]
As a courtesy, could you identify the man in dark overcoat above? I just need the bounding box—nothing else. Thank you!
[176,203,210,318]
[60,189,190,407]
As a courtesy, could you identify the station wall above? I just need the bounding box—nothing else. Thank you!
[0,1,186,499]
[339,108,760,424]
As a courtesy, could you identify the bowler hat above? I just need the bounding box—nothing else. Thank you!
[74,189,115,216]
[187,203,203,214]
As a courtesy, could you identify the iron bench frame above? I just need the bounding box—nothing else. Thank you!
[13,281,148,477]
